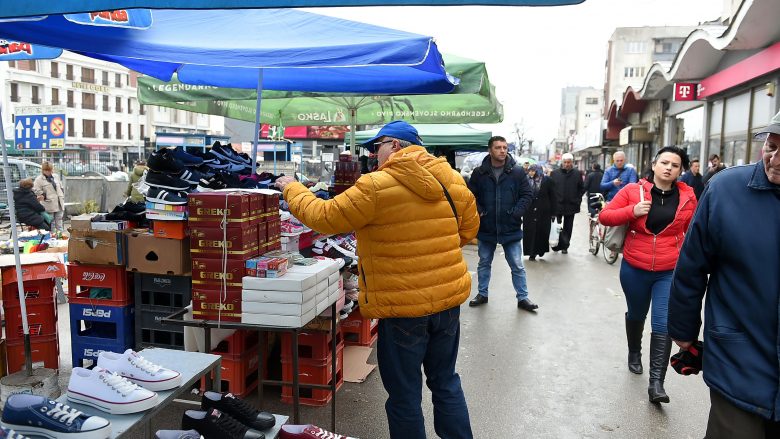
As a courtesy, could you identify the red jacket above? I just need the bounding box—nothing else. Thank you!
[599,179,696,271]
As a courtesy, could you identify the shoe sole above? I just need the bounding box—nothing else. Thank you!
[2,422,111,439]
[147,194,187,205]
[146,181,191,191]
[67,391,160,415]
[124,373,182,391]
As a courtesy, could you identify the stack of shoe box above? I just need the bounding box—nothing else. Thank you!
[332,153,361,195]
[1,258,65,373]
[188,192,262,322]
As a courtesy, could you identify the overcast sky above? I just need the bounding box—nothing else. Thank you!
[309,0,724,146]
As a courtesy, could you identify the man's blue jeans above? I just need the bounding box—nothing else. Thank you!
[377,306,473,439]
[477,239,530,300]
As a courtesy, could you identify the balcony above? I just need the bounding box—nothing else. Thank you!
[82,104,97,110]
[115,106,123,113]
[51,99,60,106]
[31,98,41,104]
[10,95,20,103]
[67,101,75,108]
[103,132,110,139]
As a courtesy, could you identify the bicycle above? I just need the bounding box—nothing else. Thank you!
[588,193,619,265]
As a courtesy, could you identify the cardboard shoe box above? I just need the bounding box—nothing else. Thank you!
[68,230,126,266]
[191,257,245,290]
[192,288,242,322]
[153,220,188,239]
[126,232,191,275]
[188,192,259,225]
[190,226,259,259]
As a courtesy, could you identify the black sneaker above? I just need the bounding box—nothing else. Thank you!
[148,149,185,174]
[147,187,188,205]
[182,409,264,439]
[211,142,250,165]
[170,146,204,166]
[198,175,230,191]
[146,170,190,191]
[190,150,219,164]
[201,392,275,431]
[176,167,203,185]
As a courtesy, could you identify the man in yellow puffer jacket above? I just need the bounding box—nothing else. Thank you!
[276,120,479,439]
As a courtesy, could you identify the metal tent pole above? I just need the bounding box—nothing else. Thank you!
[251,69,264,175]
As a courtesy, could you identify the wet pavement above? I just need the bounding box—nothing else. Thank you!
[52,210,710,438]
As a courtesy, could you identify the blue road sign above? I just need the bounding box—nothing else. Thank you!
[13,113,66,150]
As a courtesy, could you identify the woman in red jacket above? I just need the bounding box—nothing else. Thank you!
[599,146,696,404]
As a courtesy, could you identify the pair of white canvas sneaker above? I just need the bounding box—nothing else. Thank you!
[67,349,182,415]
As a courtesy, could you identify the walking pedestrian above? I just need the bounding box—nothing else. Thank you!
[584,163,605,217]
[601,151,638,201]
[466,136,537,311]
[275,120,480,439]
[668,112,780,438]
[702,153,727,184]
[599,146,696,404]
[523,164,557,261]
[549,153,584,254]
[33,162,65,236]
[679,158,704,199]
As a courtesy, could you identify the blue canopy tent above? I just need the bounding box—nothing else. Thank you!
[0,0,586,19]
[0,8,458,170]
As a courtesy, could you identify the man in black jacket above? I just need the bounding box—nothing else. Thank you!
[467,136,537,311]
[550,153,585,254]
[584,163,605,217]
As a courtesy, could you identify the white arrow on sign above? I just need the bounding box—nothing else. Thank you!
[15,120,23,138]
[32,119,41,137]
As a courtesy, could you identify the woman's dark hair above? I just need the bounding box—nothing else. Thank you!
[646,145,690,180]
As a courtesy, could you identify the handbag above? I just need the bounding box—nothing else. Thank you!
[604,184,644,252]
[548,219,561,248]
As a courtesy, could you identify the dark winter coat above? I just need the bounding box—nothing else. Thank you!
[13,187,48,229]
[550,167,585,216]
[585,170,604,194]
[669,162,780,421]
[679,170,704,200]
[468,155,533,244]
[523,176,557,256]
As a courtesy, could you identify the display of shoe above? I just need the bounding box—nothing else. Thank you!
[190,150,219,165]
[211,142,251,165]
[181,409,264,439]
[155,430,203,439]
[176,168,204,186]
[1,394,111,439]
[148,149,185,174]
[147,187,188,205]
[146,171,191,192]
[67,367,159,415]
[281,222,304,235]
[201,392,275,431]
[199,175,230,191]
[97,349,182,392]
[517,298,539,311]
[170,146,205,166]
[279,425,357,439]
[0,426,29,439]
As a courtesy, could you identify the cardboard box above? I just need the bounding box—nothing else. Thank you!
[189,226,259,259]
[288,258,339,284]
[245,256,288,278]
[91,220,129,231]
[188,192,258,225]
[126,232,191,275]
[68,230,125,266]
[263,193,280,215]
[192,257,245,290]
[153,220,188,240]
[241,297,316,316]
[242,284,319,304]
[70,213,101,231]
[266,217,281,242]
[243,271,317,292]
[241,307,316,327]
[192,288,242,322]
[257,222,268,245]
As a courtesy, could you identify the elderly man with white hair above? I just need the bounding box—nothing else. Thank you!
[550,153,585,254]
[601,151,638,201]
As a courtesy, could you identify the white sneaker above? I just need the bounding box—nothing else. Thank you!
[97,349,182,391]
[67,367,159,415]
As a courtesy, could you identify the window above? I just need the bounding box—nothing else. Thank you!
[116,122,123,139]
[51,62,59,78]
[655,42,676,54]
[103,95,109,111]
[81,67,95,84]
[115,73,122,88]
[67,118,75,137]
[139,105,145,115]
[83,119,96,138]
[128,123,133,139]
[8,61,15,68]
[115,97,122,112]
[626,41,646,54]
[66,64,74,80]
[140,125,145,140]
[31,86,40,104]
[10,83,19,102]
[82,93,96,110]
[15,60,37,71]
[585,97,598,105]
[67,90,75,108]
[103,121,110,139]
[127,98,133,114]
[51,88,60,106]
[623,67,646,78]
[102,71,109,86]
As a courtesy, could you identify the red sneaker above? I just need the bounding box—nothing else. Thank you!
[279,425,357,439]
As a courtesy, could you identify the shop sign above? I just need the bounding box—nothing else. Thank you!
[72,82,110,93]
[674,83,698,101]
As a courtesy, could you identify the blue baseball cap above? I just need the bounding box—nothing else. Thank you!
[362,120,423,153]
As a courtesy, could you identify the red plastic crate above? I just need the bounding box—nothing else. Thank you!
[281,345,344,407]
[1,261,66,286]
[201,346,263,397]
[341,308,378,347]
[3,299,57,341]
[211,330,261,360]
[281,328,342,362]
[2,278,56,305]
[6,334,59,373]
[67,263,133,306]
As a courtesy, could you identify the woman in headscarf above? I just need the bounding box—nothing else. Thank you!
[33,162,65,235]
[523,164,557,261]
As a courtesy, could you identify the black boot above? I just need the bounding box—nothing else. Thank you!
[648,332,672,403]
[625,314,644,374]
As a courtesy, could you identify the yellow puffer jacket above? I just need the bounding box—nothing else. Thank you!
[284,146,480,318]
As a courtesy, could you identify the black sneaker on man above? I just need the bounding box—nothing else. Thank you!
[146,171,190,191]
[181,409,264,439]
[201,392,275,431]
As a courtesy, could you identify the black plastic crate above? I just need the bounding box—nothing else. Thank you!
[136,273,192,293]
[138,329,185,351]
